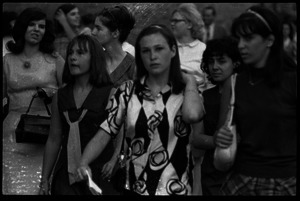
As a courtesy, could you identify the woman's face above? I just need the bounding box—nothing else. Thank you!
[208,54,235,83]
[92,16,113,47]
[170,12,189,39]
[139,33,175,77]
[237,33,271,68]
[24,19,46,45]
[68,42,91,76]
[66,7,80,27]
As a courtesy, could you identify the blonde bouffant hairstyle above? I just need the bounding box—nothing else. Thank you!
[172,3,205,40]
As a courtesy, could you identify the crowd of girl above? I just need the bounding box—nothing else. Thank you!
[2,3,296,196]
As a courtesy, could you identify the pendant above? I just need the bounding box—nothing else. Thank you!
[23,61,31,69]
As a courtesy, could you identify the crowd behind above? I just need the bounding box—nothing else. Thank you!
[2,3,297,196]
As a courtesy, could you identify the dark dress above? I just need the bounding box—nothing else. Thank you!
[201,86,230,195]
[51,83,119,195]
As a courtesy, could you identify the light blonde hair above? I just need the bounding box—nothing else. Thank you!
[173,3,204,39]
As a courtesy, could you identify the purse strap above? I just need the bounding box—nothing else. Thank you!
[227,73,237,127]
[25,88,51,116]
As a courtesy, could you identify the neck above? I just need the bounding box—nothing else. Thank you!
[23,44,40,58]
[146,73,169,91]
[177,34,195,44]
[253,49,270,69]
[73,74,91,90]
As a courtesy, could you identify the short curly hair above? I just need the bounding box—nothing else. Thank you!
[200,37,242,84]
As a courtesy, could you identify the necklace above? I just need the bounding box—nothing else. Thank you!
[23,61,31,69]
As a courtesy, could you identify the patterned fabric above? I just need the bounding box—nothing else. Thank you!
[2,52,62,194]
[220,172,297,196]
[100,77,194,195]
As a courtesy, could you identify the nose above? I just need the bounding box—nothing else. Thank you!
[33,24,40,31]
[150,50,157,60]
[238,38,246,50]
[212,61,219,70]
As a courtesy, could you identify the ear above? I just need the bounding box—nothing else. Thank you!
[266,34,275,48]
[111,29,120,39]
[171,45,176,58]
[233,61,241,69]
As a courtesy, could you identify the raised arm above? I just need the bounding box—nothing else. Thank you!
[181,72,205,123]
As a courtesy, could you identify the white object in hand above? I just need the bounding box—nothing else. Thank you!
[214,125,237,171]
[214,74,237,172]
[86,170,102,195]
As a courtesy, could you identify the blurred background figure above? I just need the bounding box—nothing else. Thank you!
[2,11,18,121]
[3,11,18,56]
[202,5,228,43]
[53,4,90,59]
[2,7,64,195]
[170,3,209,93]
[170,3,207,195]
[282,20,297,65]
[80,13,95,35]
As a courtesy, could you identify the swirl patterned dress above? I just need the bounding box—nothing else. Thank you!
[100,78,194,195]
[2,52,64,195]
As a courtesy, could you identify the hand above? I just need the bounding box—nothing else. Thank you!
[55,9,68,25]
[214,126,234,149]
[181,70,197,85]
[76,165,91,182]
[38,180,50,195]
[101,158,118,182]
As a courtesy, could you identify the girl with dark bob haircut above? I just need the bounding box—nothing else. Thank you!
[62,34,112,87]
[135,24,184,94]
[7,7,55,55]
[39,34,116,195]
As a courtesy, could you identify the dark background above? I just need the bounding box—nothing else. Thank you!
[2,2,297,45]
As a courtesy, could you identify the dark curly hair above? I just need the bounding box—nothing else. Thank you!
[201,37,242,85]
[96,5,135,43]
[6,7,55,55]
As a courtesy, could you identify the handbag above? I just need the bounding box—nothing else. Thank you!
[15,87,51,144]
[214,74,237,172]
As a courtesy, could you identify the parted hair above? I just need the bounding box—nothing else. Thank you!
[135,24,185,94]
[62,34,112,87]
[7,7,55,55]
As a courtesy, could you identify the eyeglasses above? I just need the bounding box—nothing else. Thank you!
[169,19,186,24]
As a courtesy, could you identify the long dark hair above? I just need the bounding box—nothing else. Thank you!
[62,34,112,87]
[6,7,55,55]
[135,24,185,94]
[231,5,285,87]
[96,5,135,43]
